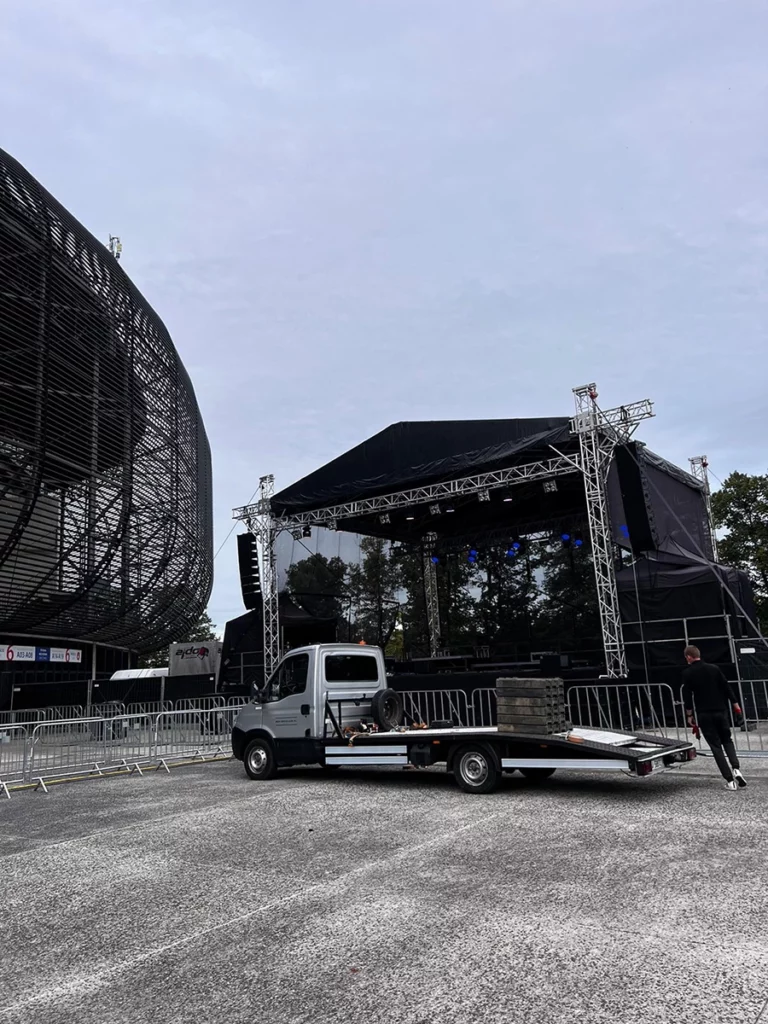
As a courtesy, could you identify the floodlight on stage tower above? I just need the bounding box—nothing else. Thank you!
[302,525,312,538]
[429,504,441,516]
[543,480,558,494]
[380,513,391,524]
[478,489,491,502]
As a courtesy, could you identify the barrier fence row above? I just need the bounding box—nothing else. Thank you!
[0,696,249,727]
[3,682,767,792]
[400,681,768,755]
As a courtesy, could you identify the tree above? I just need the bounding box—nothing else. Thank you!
[139,610,219,668]
[474,548,538,656]
[711,471,768,632]
[284,552,348,622]
[534,542,601,656]
[346,537,400,647]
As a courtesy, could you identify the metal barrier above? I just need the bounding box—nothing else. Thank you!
[0,710,45,727]
[127,701,173,716]
[0,725,30,788]
[45,704,85,721]
[472,688,497,727]
[685,679,768,756]
[567,683,685,740]
[153,710,233,763]
[175,697,224,712]
[400,690,471,728]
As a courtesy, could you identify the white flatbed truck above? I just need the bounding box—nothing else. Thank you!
[231,644,696,794]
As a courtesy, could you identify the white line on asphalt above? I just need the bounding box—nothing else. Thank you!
[0,810,502,1015]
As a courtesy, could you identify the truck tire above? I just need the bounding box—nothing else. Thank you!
[453,745,499,794]
[243,738,278,781]
[519,767,556,781]
[371,688,404,731]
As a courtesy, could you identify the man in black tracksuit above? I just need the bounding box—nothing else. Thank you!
[682,645,746,790]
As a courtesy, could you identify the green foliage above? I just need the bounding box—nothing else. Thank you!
[282,533,602,660]
[534,543,601,653]
[139,610,219,668]
[711,471,768,632]
[285,552,348,621]
[346,537,401,646]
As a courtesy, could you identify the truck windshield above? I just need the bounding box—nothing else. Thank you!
[324,654,378,683]
[264,653,310,702]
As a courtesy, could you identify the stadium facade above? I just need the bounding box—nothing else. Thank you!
[0,148,213,706]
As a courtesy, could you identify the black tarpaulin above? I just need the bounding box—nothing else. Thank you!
[271,418,572,515]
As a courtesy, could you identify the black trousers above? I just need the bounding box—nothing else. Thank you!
[698,711,740,782]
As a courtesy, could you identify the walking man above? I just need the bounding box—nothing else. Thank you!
[682,646,746,790]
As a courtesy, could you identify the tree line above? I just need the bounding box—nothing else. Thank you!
[285,536,602,659]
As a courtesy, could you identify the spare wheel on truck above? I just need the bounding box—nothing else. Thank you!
[371,688,405,731]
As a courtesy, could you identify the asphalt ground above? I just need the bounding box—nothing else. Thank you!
[1,757,767,1024]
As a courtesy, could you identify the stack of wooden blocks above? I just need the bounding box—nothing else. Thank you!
[495,677,568,734]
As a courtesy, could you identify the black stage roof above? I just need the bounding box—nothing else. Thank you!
[270,418,706,550]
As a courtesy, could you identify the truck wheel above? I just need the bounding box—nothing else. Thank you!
[519,767,556,781]
[453,745,499,794]
[371,688,404,731]
[243,738,278,781]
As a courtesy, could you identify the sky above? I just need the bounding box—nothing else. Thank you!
[1,0,767,630]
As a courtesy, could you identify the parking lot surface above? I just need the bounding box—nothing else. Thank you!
[2,758,767,1024]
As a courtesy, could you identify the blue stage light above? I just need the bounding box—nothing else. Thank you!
[431,555,439,564]
[512,541,521,550]
[506,548,517,557]
[574,539,583,548]
[561,533,570,542]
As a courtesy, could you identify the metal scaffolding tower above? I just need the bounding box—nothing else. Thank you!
[689,456,718,562]
[422,532,442,657]
[243,475,280,681]
[571,384,654,678]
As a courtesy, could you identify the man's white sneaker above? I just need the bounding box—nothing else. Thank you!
[733,769,747,788]
[725,780,738,791]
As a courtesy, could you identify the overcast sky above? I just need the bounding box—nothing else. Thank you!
[2,0,767,629]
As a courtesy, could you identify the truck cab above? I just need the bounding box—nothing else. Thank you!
[231,644,389,776]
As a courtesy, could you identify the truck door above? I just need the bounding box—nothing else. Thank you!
[262,651,315,764]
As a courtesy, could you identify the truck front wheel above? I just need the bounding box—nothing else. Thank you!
[243,738,278,781]
[453,745,499,794]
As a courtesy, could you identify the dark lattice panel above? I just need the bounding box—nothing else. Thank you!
[0,148,213,652]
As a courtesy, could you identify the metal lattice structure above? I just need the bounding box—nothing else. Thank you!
[570,384,654,678]
[242,476,280,679]
[234,384,656,679]
[0,148,213,652]
[422,532,442,658]
[689,456,718,562]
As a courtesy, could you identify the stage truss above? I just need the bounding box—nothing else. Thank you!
[234,383,656,680]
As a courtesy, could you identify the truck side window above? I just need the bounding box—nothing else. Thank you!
[277,653,310,700]
[324,654,379,683]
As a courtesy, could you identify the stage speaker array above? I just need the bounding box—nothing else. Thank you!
[614,442,657,556]
[237,533,262,610]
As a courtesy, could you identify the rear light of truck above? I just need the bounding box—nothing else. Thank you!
[636,760,654,776]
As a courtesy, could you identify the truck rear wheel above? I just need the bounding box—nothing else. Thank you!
[243,738,278,781]
[519,767,556,781]
[453,745,499,794]
[371,688,404,731]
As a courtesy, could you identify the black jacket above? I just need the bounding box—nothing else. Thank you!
[681,660,737,715]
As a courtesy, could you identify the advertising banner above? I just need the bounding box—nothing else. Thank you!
[0,646,83,663]
[169,642,222,677]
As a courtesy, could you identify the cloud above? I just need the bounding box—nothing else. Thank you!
[2,0,767,627]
